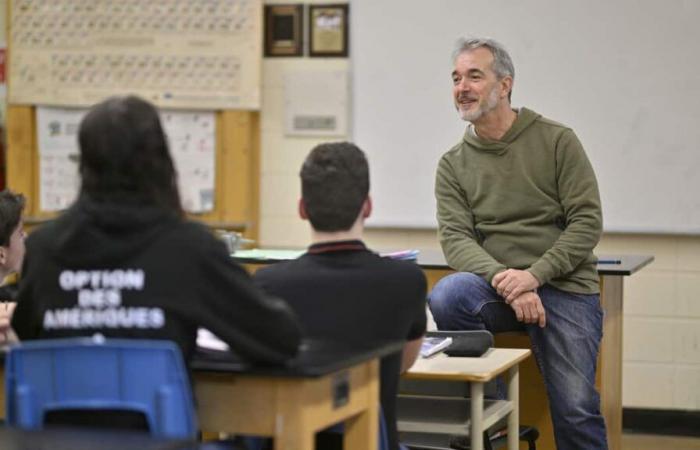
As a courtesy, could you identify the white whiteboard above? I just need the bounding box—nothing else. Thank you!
[351,0,700,234]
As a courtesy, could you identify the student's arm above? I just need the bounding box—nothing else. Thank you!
[186,229,302,364]
[400,336,422,372]
[436,156,507,282]
[401,265,428,372]
[10,248,43,340]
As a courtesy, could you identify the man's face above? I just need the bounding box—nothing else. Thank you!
[452,47,506,123]
[3,220,26,275]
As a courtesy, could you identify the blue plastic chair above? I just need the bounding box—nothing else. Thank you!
[4,336,197,439]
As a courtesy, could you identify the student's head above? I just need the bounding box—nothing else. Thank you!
[78,95,182,214]
[0,190,26,276]
[299,142,370,232]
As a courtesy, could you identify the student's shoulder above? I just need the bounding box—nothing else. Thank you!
[371,255,427,282]
[254,258,307,281]
[161,220,226,255]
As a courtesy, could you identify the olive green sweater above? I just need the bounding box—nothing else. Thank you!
[435,108,602,294]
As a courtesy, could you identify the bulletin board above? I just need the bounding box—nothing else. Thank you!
[8,0,262,110]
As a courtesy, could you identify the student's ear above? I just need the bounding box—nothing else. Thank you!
[298,198,309,221]
[362,196,372,219]
[0,247,6,266]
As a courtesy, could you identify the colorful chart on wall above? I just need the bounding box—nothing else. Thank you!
[9,0,261,110]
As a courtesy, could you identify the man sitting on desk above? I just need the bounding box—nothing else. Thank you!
[429,37,606,450]
[254,142,427,450]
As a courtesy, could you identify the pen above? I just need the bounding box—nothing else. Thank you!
[597,259,622,264]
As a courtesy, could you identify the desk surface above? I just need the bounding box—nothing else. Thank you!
[233,248,654,277]
[415,250,654,276]
[404,348,531,383]
[1,339,403,380]
[191,339,404,377]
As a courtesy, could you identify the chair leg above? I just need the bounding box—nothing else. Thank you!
[483,431,493,450]
[519,425,539,450]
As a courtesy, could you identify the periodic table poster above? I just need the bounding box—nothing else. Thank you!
[8,0,261,110]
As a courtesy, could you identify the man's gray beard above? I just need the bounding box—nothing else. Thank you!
[458,87,500,122]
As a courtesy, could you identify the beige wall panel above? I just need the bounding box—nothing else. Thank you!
[623,318,675,363]
[622,363,675,408]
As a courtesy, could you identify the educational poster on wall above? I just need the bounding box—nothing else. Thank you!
[37,106,216,213]
[36,107,82,211]
[9,0,261,110]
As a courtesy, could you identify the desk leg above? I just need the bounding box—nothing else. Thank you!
[599,275,624,450]
[272,379,316,450]
[470,382,484,450]
[506,366,519,450]
[344,359,379,450]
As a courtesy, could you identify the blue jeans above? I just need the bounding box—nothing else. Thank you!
[429,272,608,450]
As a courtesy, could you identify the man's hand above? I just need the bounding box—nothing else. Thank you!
[492,269,540,303]
[509,291,546,328]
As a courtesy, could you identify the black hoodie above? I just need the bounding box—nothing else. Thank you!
[12,197,301,363]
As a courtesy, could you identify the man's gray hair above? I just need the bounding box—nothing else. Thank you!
[452,37,515,81]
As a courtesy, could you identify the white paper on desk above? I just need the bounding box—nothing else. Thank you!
[420,336,452,358]
[197,328,229,352]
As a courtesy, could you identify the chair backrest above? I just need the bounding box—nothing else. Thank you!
[5,336,197,439]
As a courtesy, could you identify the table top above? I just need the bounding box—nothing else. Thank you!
[403,348,531,383]
[234,248,654,277]
[1,339,403,379]
[191,338,404,377]
[0,426,197,450]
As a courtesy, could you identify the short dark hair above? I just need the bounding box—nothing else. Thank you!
[0,190,25,246]
[78,95,182,214]
[300,142,370,232]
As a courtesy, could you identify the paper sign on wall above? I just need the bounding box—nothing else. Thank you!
[37,106,216,213]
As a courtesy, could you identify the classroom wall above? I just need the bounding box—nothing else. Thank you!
[0,0,695,412]
[259,0,700,412]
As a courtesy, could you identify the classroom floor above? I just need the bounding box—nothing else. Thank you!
[622,433,700,450]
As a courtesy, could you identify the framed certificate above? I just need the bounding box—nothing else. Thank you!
[308,4,349,57]
[264,4,304,57]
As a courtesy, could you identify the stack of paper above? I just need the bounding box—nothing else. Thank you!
[420,336,453,358]
[381,249,420,261]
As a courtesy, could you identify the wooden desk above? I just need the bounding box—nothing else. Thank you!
[400,348,531,450]
[1,340,402,450]
[237,250,654,450]
[194,340,403,450]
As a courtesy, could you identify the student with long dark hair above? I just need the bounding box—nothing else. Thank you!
[12,96,301,363]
